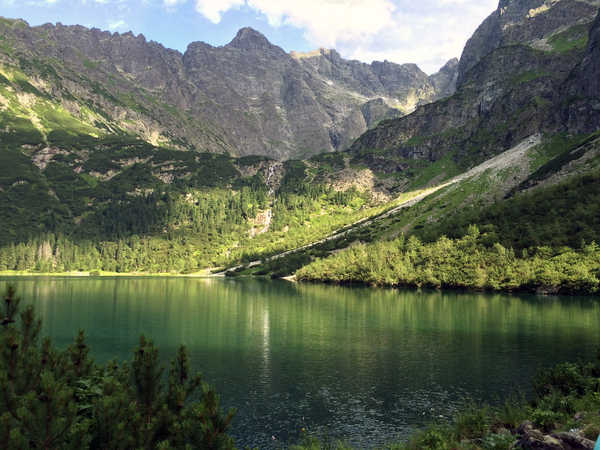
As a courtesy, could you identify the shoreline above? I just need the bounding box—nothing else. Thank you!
[0,270,222,278]
[2,271,598,297]
[295,276,600,297]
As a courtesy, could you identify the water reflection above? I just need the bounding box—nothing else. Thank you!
[0,277,599,448]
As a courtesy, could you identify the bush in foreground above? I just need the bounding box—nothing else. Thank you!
[0,286,236,449]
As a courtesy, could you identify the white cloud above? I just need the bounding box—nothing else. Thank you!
[80,0,129,3]
[342,1,498,73]
[22,0,62,5]
[195,0,244,23]
[191,0,498,73]
[163,0,187,12]
[246,0,397,47]
[108,19,127,30]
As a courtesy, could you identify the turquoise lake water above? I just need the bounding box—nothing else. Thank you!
[1,276,599,448]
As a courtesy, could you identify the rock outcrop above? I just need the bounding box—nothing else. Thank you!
[429,58,459,100]
[561,10,600,133]
[515,421,595,449]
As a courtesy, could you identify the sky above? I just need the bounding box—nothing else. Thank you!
[0,0,499,74]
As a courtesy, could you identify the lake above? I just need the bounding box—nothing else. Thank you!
[0,276,599,448]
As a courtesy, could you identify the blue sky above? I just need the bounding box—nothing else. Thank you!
[0,0,498,73]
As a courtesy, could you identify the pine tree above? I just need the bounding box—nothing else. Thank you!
[0,287,237,449]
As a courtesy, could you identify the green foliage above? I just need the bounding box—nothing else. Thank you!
[0,157,378,273]
[530,409,564,432]
[290,436,352,450]
[253,252,316,278]
[479,432,515,450]
[82,59,99,70]
[403,135,428,146]
[0,113,45,148]
[526,133,585,171]
[405,152,460,190]
[405,426,454,450]
[235,155,273,167]
[520,133,600,187]
[187,153,240,188]
[495,396,530,429]
[547,24,589,53]
[416,171,600,250]
[297,229,600,295]
[0,287,236,449]
[512,70,551,85]
[0,148,42,188]
[533,362,598,397]
[309,152,346,172]
[279,160,309,194]
[454,404,490,440]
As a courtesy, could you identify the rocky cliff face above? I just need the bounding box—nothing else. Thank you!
[429,58,459,100]
[457,0,600,86]
[561,11,600,132]
[348,0,600,180]
[0,20,457,159]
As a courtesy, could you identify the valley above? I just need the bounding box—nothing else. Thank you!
[2,1,600,447]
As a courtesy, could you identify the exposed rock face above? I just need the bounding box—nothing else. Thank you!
[429,58,459,100]
[349,0,600,175]
[0,20,457,159]
[515,421,595,449]
[562,11,600,132]
[457,0,600,87]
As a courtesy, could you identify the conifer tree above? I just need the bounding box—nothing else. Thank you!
[0,287,236,449]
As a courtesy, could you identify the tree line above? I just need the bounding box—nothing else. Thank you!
[296,226,600,295]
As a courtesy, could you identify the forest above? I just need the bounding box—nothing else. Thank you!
[0,168,372,273]
[414,171,600,250]
[296,226,600,295]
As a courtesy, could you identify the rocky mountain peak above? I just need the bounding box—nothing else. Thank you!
[227,27,275,51]
[438,57,459,74]
[428,58,459,98]
[0,17,459,160]
[562,9,600,132]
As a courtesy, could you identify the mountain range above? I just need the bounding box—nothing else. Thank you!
[348,0,600,184]
[0,18,457,159]
[1,0,600,278]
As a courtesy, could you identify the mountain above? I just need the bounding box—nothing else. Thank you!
[0,19,457,159]
[2,0,600,279]
[428,58,459,100]
[456,0,600,86]
[276,0,600,289]
[561,9,600,133]
[346,0,600,189]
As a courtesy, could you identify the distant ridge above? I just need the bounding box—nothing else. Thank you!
[0,18,457,159]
